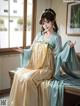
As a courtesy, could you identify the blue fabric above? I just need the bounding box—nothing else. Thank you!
[21,48,32,67]
[19,32,80,106]
[51,40,80,106]
[50,80,64,106]
[55,41,80,79]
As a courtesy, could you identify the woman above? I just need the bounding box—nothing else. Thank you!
[9,8,62,106]
[9,8,80,106]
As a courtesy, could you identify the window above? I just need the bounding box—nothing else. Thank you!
[13,0,17,3]
[0,0,36,49]
[4,9,8,12]
[4,0,8,1]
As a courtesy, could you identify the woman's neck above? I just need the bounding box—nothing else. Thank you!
[44,30,54,37]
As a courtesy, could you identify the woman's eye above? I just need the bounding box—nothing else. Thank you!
[42,23,44,25]
[42,20,49,25]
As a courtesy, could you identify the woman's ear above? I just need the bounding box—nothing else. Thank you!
[41,26,45,32]
[52,21,55,29]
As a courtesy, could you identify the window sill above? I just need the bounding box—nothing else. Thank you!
[0,48,23,55]
[0,46,30,55]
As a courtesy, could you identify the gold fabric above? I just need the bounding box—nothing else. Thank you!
[9,42,54,106]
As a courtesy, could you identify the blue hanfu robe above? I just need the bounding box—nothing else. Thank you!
[22,31,80,79]
[15,31,80,106]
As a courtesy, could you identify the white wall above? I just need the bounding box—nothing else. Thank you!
[36,0,52,33]
[0,54,21,90]
[51,0,80,52]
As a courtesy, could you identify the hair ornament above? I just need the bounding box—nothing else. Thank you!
[43,9,56,17]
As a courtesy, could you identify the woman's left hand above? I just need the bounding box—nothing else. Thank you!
[69,41,76,48]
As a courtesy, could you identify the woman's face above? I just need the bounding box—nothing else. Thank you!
[41,18,53,32]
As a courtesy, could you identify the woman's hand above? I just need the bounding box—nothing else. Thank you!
[68,41,76,48]
[13,48,23,53]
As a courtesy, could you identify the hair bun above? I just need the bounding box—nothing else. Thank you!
[44,8,56,17]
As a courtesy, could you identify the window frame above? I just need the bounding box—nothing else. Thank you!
[0,0,36,54]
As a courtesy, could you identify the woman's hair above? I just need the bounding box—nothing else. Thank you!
[39,8,58,33]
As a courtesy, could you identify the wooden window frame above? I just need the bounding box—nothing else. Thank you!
[0,0,37,54]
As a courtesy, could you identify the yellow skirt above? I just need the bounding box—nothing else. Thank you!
[9,42,54,106]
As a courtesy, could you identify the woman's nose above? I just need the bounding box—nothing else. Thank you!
[44,23,47,27]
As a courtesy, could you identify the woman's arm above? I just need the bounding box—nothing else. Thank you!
[68,41,76,48]
[54,35,62,59]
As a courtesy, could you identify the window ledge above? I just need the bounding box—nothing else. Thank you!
[0,48,23,55]
[0,46,30,55]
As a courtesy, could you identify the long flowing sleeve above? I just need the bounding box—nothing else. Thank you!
[21,48,32,67]
[55,40,80,79]
[54,35,62,60]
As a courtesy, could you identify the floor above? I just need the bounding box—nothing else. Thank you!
[0,93,10,106]
[0,92,80,106]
